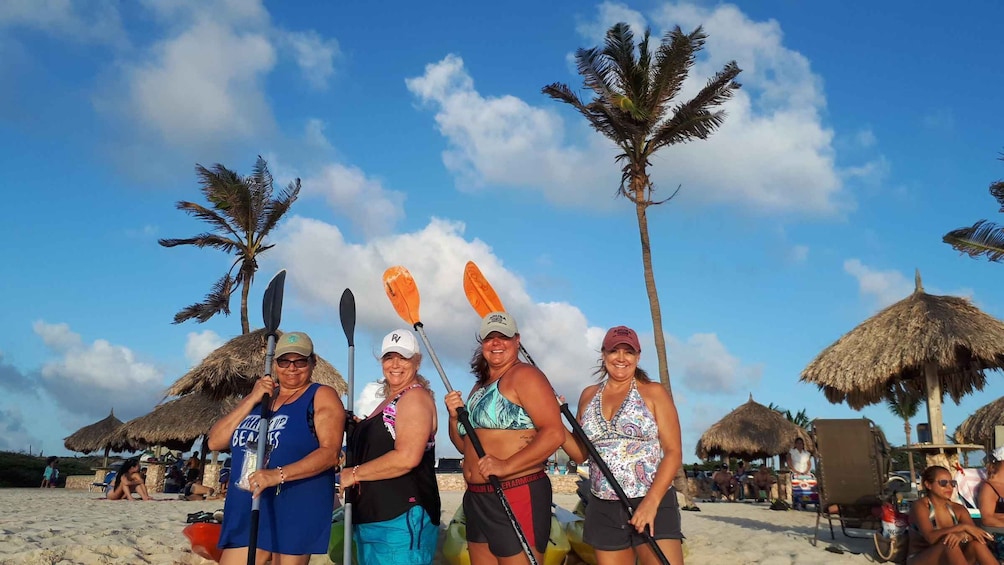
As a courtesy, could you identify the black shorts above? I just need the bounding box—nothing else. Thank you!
[583,488,684,551]
[463,471,551,556]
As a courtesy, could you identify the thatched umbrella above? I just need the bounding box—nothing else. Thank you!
[696,395,815,460]
[165,328,347,400]
[801,271,1004,445]
[119,393,242,451]
[955,395,1004,448]
[63,409,140,467]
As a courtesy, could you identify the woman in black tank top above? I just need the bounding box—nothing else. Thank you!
[342,329,440,565]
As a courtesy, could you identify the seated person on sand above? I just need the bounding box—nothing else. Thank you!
[107,459,153,501]
[712,464,736,501]
[182,480,215,501]
[907,465,995,565]
[751,465,777,502]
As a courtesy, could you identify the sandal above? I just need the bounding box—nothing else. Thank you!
[186,511,215,524]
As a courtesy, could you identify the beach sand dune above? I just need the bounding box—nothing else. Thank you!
[0,489,876,564]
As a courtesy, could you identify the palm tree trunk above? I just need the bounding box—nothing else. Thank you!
[905,420,916,491]
[240,265,252,335]
[633,185,692,504]
[633,200,671,392]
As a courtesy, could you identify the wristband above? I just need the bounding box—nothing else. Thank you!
[276,466,285,494]
[352,465,360,484]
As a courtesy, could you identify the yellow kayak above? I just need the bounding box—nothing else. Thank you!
[443,505,570,565]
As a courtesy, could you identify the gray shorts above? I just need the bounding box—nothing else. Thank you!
[582,488,684,551]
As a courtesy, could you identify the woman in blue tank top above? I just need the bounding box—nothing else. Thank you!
[208,331,346,565]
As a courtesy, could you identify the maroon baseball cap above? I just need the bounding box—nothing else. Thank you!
[602,326,640,352]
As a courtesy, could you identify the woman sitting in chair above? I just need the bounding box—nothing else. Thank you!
[977,447,1004,561]
[907,465,994,565]
[107,459,153,501]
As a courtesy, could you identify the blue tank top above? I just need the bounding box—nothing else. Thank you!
[219,383,335,554]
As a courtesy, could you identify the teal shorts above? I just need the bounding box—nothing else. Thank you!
[353,505,438,565]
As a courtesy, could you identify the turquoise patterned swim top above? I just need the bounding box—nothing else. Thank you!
[459,377,534,436]
[580,379,662,499]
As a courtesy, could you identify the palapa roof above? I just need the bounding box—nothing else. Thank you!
[165,328,347,400]
[696,395,814,460]
[63,409,140,453]
[955,395,1004,447]
[118,392,242,451]
[800,271,1004,409]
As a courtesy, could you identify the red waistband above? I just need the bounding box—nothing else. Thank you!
[466,471,548,494]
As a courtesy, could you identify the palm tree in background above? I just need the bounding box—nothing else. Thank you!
[543,22,741,511]
[767,403,811,430]
[944,152,1004,260]
[159,156,300,334]
[886,382,922,489]
[542,23,741,390]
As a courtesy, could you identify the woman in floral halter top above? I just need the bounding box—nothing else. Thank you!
[562,326,685,565]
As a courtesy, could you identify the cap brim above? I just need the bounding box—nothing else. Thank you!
[382,346,416,359]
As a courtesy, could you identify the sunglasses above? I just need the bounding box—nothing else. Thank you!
[935,479,958,488]
[276,357,310,369]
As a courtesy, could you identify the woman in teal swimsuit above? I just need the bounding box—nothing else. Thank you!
[907,465,994,565]
[444,311,565,565]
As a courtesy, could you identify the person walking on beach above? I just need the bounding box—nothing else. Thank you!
[561,325,685,565]
[40,456,58,488]
[444,311,565,565]
[907,465,995,565]
[341,329,441,565]
[208,331,345,565]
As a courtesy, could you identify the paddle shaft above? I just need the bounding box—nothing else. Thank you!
[412,322,539,565]
[343,341,354,565]
[248,333,278,565]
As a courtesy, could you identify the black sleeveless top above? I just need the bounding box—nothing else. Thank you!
[346,384,440,525]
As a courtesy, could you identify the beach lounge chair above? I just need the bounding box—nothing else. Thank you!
[811,418,891,544]
[89,471,116,493]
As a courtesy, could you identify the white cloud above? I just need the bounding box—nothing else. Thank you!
[354,381,383,418]
[408,2,863,216]
[124,18,277,147]
[281,30,340,89]
[32,321,165,419]
[301,163,406,238]
[669,333,762,394]
[843,259,913,308]
[0,0,127,46]
[855,128,877,148]
[575,2,648,44]
[788,244,809,263]
[0,407,42,453]
[185,330,224,366]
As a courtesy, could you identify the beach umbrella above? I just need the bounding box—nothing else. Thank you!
[63,409,140,467]
[165,328,347,400]
[696,394,815,460]
[800,271,1004,445]
[955,395,1004,449]
[119,392,242,451]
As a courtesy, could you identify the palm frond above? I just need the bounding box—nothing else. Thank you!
[884,385,922,421]
[172,274,234,324]
[943,219,1004,262]
[169,201,243,242]
[573,47,622,107]
[542,83,641,145]
[258,178,300,238]
[158,233,242,253]
[648,27,702,123]
[649,61,741,151]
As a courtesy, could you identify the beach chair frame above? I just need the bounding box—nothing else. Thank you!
[811,418,891,544]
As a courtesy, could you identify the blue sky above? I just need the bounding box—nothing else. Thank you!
[3,0,1003,463]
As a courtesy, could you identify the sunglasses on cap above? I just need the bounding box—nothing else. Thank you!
[935,479,958,488]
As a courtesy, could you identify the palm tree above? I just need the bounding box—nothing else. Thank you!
[542,23,741,390]
[544,22,740,511]
[943,152,1004,259]
[159,156,300,334]
[885,383,922,490]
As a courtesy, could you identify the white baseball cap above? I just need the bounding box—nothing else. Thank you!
[381,329,420,358]
[479,311,518,339]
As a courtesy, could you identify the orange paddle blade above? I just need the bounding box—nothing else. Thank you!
[383,265,421,325]
[463,261,505,318]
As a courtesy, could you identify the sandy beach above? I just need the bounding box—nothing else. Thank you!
[0,488,879,564]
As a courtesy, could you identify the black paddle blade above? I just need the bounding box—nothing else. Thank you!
[339,289,356,347]
[262,269,287,335]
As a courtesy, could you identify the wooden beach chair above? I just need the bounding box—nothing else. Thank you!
[811,418,891,544]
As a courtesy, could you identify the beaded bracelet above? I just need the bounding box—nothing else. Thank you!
[352,465,359,485]
[276,466,285,494]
